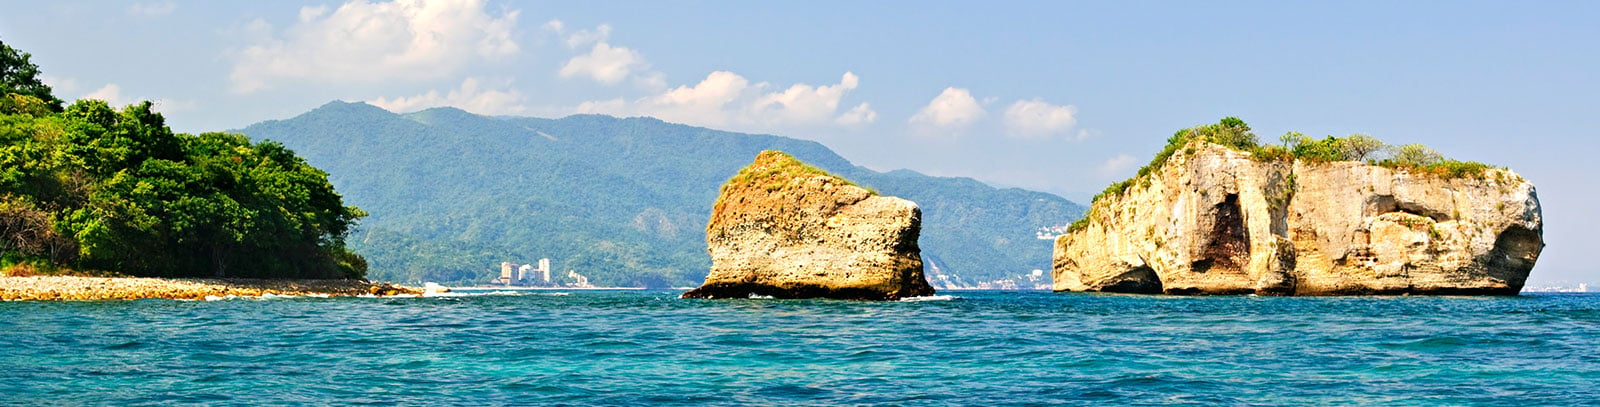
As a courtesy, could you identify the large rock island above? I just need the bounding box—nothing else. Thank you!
[1054,119,1543,295]
[682,151,935,300]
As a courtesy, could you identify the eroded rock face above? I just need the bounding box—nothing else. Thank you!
[1054,143,1543,295]
[682,151,935,300]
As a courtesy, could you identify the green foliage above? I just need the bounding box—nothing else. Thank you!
[0,38,61,111]
[1370,143,1496,178]
[0,96,365,279]
[239,103,1086,286]
[1290,136,1346,162]
[1069,117,1503,235]
[1385,143,1443,166]
[1336,134,1385,161]
[1278,131,1305,148]
[723,150,867,194]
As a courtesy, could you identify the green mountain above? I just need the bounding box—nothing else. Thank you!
[237,101,1084,287]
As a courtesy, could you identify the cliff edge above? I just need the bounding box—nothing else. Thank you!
[682,151,934,300]
[1054,124,1542,296]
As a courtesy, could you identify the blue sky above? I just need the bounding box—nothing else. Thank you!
[3,1,1596,284]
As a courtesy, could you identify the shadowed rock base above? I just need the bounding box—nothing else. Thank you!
[681,282,935,301]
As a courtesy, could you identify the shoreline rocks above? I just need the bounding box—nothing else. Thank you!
[1054,142,1543,296]
[0,276,420,301]
[682,151,935,300]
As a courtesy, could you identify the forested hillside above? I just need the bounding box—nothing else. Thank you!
[241,102,1084,286]
[0,40,365,278]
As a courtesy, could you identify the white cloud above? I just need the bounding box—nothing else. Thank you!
[554,22,612,49]
[77,83,193,114]
[574,71,876,131]
[229,0,521,93]
[83,84,125,105]
[39,74,78,95]
[1096,154,1138,179]
[1003,98,1079,139]
[541,19,564,34]
[836,102,877,126]
[546,21,657,87]
[749,72,870,127]
[1075,129,1100,141]
[368,77,526,115]
[909,87,985,135]
[559,42,648,85]
[128,1,176,17]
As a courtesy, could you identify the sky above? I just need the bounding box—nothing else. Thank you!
[3,1,1597,284]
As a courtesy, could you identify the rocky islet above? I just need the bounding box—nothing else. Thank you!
[1053,141,1542,295]
[682,151,935,300]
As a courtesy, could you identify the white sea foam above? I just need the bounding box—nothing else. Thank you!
[747,293,776,299]
[417,290,528,298]
[899,295,957,302]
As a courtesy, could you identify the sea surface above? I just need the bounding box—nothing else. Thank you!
[2,290,1598,406]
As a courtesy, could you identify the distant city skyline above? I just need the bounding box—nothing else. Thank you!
[2,1,1594,284]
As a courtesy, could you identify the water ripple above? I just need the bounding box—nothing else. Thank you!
[2,291,1599,405]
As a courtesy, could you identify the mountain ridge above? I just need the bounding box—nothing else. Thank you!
[238,101,1084,287]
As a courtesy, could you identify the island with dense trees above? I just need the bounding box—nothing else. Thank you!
[0,39,406,299]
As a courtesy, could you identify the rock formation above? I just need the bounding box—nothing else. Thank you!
[682,151,935,300]
[1054,142,1542,295]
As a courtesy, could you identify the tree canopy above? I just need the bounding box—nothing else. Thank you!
[0,38,61,111]
[1,41,364,279]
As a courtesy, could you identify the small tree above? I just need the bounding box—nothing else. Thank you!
[1335,134,1385,161]
[1279,131,1307,148]
[1389,144,1443,167]
[1208,116,1258,150]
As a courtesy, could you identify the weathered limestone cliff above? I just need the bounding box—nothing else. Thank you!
[682,151,935,300]
[1054,142,1542,295]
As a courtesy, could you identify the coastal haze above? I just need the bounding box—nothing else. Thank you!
[3,1,1596,287]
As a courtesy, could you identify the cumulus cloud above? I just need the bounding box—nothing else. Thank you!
[368,77,526,115]
[82,84,125,105]
[229,0,521,93]
[546,21,655,87]
[909,87,985,135]
[574,71,876,131]
[836,102,877,126]
[559,42,648,85]
[1003,98,1080,139]
[1096,154,1138,179]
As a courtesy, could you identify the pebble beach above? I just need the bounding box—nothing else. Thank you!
[0,276,419,301]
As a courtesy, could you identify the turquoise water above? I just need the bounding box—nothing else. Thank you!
[2,290,1598,406]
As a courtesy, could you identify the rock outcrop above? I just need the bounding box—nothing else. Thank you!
[682,151,935,300]
[1054,142,1542,295]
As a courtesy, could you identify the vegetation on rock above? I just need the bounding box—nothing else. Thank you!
[1068,117,1500,233]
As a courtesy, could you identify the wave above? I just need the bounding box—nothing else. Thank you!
[899,295,957,302]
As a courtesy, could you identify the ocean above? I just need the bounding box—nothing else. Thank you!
[2,290,1597,405]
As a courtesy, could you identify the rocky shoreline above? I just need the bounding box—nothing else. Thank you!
[0,276,420,301]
